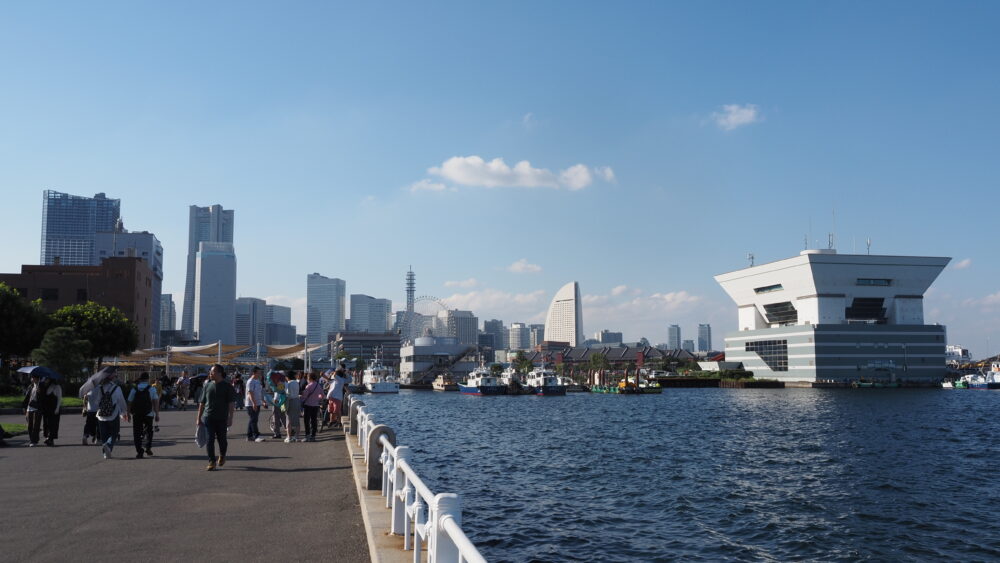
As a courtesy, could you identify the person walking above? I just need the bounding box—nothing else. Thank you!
[196,364,236,471]
[177,370,191,411]
[127,372,160,458]
[94,370,128,459]
[39,375,62,447]
[245,367,265,442]
[82,385,100,445]
[267,371,287,439]
[283,371,301,443]
[326,366,349,429]
[232,371,245,410]
[300,372,324,442]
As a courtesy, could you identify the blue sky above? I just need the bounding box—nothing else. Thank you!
[1,2,998,355]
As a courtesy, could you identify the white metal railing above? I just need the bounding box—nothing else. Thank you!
[349,397,487,563]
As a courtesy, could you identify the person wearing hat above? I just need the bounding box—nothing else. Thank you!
[126,372,160,458]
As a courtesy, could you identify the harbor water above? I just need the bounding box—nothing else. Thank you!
[357,389,1000,562]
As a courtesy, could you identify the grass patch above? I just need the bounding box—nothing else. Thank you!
[2,423,27,437]
[0,396,83,409]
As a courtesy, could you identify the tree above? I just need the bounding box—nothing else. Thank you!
[31,327,92,380]
[513,351,534,373]
[589,352,610,373]
[50,302,138,367]
[355,358,368,372]
[489,363,503,376]
[0,282,49,374]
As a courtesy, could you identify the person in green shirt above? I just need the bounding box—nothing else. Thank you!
[196,364,236,471]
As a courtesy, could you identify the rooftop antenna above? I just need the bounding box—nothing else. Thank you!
[804,234,808,251]
[828,233,835,250]
[747,252,755,267]
[866,237,872,255]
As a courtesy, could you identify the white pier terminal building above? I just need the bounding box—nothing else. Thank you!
[714,249,950,384]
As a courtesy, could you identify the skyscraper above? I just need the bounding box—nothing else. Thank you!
[668,324,681,350]
[529,324,546,348]
[439,310,478,345]
[182,204,234,338]
[160,294,176,331]
[307,273,346,349]
[40,190,120,266]
[265,304,296,345]
[235,297,267,347]
[349,294,392,333]
[193,242,237,344]
[509,323,530,351]
[544,281,584,346]
[697,324,712,352]
[483,319,507,350]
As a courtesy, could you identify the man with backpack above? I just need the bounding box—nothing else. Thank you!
[94,370,127,459]
[127,372,160,458]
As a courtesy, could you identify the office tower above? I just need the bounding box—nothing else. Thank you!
[193,242,236,344]
[40,190,121,266]
[668,325,681,350]
[715,248,950,382]
[160,294,176,331]
[307,273,346,349]
[698,324,712,352]
[182,204,234,338]
[544,281,584,346]
[529,324,546,348]
[235,297,267,347]
[483,319,508,350]
[682,340,695,353]
[265,304,292,326]
[95,228,163,346]
[349,294,393,333]
[438,310,478,345]
[509,323,530,351]
[597,330,623,345]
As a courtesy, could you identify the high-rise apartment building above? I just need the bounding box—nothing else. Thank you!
[235,297,267,348]
[307,273,346,349]
[182,205,234,338]
[682,340,695,353]
[668,325,681,350]
[697,324,712,353]
[95,229,163,346]
[439,310,478,345]
[349,294,392,333]
[193,242,236,344]
[529,324,546,348]
[40,190,121,266]
[160,294,176,331]
[544,281,584,346]
[509,323,530,351]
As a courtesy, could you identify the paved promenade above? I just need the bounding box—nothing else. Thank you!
[0,408,370,562]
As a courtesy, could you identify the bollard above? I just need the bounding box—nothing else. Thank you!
[349,400,365,436]
[431,493,462,561]
[366,424,396,490]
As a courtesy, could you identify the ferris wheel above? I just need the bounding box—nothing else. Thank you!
[398,295,452,342]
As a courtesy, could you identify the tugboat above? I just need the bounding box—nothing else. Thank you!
[431,373,459,391]
[363,348,399,393]
[525,364,567,396]
[500,365,533,395]
[458,363,506,396]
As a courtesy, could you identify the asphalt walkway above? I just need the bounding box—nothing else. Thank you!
[0,407,370,562]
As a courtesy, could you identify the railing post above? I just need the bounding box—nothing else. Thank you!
[431,493,462,562]
[367,424,396,490]
[349,400,365,436]
[391,447,411,535]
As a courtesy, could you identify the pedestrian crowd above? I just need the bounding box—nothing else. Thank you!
[11,363,353,471]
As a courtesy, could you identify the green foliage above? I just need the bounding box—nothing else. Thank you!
[0,282,49,367]
[355,358,368,372]
[489,363,503,376]
[513,351,534,373]
[31,327,92,380]
[589,352,610,373]
[50,301,138,365]
[335,350,349,360]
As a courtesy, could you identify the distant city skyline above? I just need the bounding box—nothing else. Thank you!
[2,4,998,355]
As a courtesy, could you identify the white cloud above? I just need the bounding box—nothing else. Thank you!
[595,166,616,183]
[507,258,542,273]
[262,294,308,329]
[444,278,479,288]
[712,104,762,131]
[611,285,629,297]
[953,258,972,270]
[443,288,548,322]
[426,155,613,191]
[965,292,1000,307]
[522,112,536,130]
[409,179,450,193]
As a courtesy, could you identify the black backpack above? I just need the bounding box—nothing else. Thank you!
[98,384,118,417]
[130,385,152,416]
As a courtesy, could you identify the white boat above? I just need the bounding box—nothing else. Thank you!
[525,364,567,396]
[459,363,505,395]
[432,373,458,391]
[363,349,399,393]
[500,365,533,395]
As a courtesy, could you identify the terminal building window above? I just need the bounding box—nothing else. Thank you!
[763,301,798,325]
[754,283,784,294]
[746,339,788,371]
[857,278,892,286]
